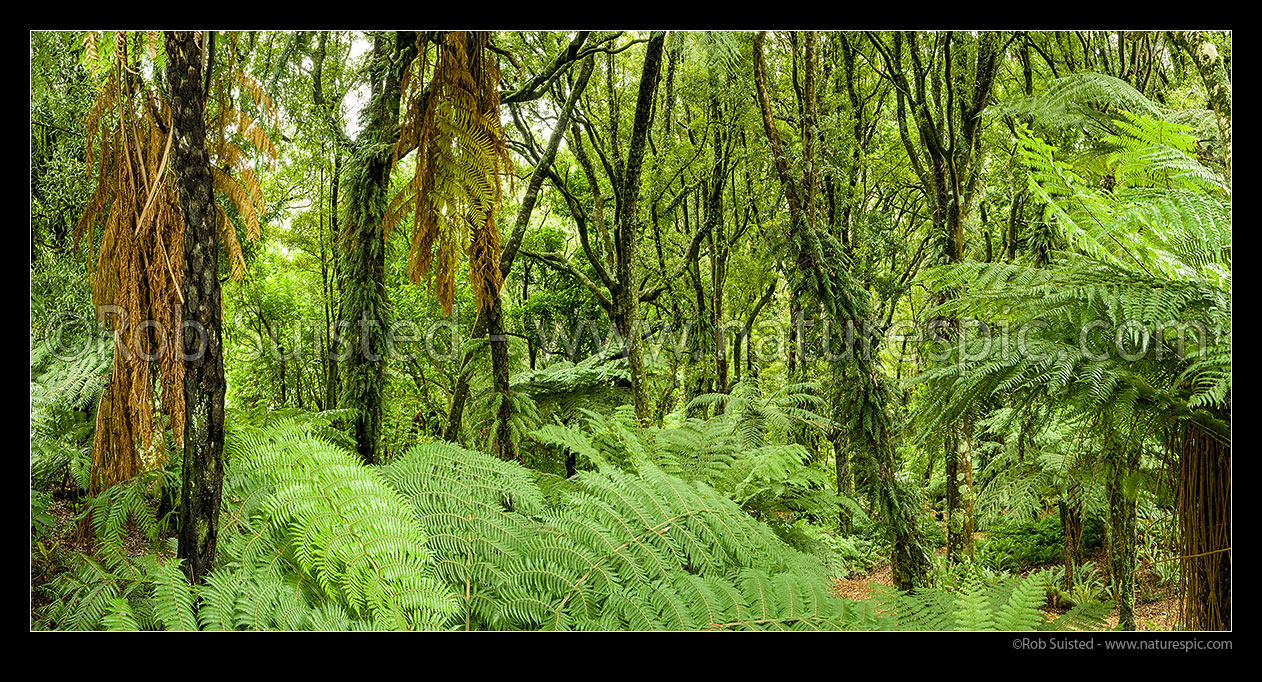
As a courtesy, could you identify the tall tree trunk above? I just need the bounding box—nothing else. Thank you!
[337,32,415,464]
[708,112,728,397]
[945,424,975,562]
[325,152,341,410]
[486,295,516,460]
[787,301,799,378]
[166,31,225,585]
[686,250,711,419]
[443,366,474,442]
[613,31,666,425]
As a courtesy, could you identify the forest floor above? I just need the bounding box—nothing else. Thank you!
[1040,547,1183,631]
[831,563,895,601]
[30,496,165,625]
[828,543,1183,631]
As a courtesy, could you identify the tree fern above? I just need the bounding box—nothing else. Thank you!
[379,436,854,630]
[227,422,457,628]
[866,575,1109,631]
[379,441,544,629]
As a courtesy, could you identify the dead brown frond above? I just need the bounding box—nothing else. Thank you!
[211,165,260,247]
[208,38,275,243]
[223,106,278,168]
[73,30,275,541]
[215,203,247,281]
[233,71,279,131]
[388,31,510,316]
[73,52,186,545]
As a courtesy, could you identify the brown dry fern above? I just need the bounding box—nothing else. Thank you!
[386,31,511,316]
[72,31,275,538]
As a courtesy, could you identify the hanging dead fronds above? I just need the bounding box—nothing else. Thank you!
[1172,421,1231,630]
[387,31,511,316]
[72,30,276,539]
[210,38,275,253]
[211,165,261,242]
[72,45,186,538]
[233,70,279,131]
[83,31,99,72]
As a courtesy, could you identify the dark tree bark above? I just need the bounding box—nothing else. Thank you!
[166,31,225,585]
[486,296,516,460]
[734,281,775,384]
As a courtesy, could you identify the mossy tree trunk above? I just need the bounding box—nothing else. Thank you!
[611,32,666,425]
[166,31,225,584]
[945,426,976,562]
[336,31,416,464]
[1169,31,1231,181]
[754,32,929,587]
[1106,445,1142,630]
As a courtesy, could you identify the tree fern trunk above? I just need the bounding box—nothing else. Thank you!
[1176,422,1231,630]
[1059,491,1084,591]
[487,295,516,461]
[166,31,225,584]
[1106,445,1142,630]
[833,428,852,534]
[945,425,975,562]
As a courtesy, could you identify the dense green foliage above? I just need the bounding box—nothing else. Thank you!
[31,29,1230,632]
[978,515,1105,570]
